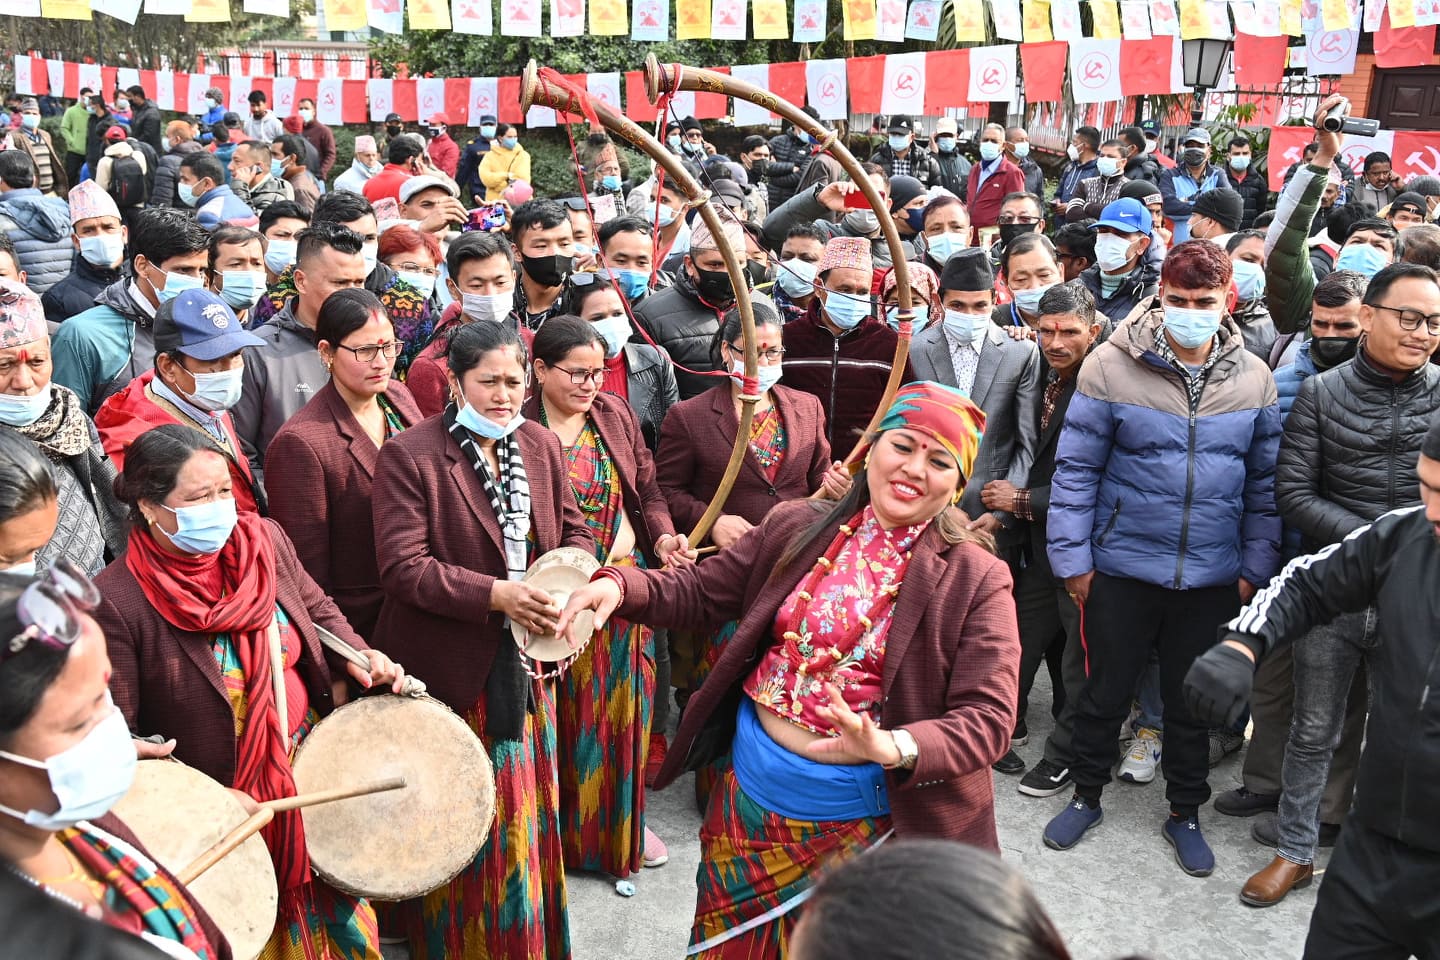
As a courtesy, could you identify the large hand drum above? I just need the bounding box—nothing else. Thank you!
[112,760,278,960]
[289,694,495,900]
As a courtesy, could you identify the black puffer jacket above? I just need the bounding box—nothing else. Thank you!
[1232,297,1277,362]
[1076,246,1161,325]
[1276,349,1440,552]
[632,267,731,401]
[766,130,812,211]
[1224,166,1270,229]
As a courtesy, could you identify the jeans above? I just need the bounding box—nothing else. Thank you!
[1278,608,1376,865]
[1136,658,1164,733]
[1069,574,1240,814]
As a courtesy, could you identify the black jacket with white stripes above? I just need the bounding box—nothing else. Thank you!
[1227,504,1440,852]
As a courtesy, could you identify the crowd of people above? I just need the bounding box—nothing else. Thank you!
[1,78,1439,960]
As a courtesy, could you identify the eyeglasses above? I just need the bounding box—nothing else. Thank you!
[997,214,1042,225]
[5,559,100,661]
[551,365,607,385]
[337,340,406,362]
[1372,304,1440,335]
[393,262,439,277]
[728,342,786,361]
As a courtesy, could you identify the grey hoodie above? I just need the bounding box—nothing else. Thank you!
[231,301,328,479]
[0,188,73,293]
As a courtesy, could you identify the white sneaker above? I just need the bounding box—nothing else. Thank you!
[1117,728,1161,784]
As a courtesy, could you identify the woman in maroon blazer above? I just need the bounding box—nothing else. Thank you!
[524,315,690,881]
[92,424,405,960]
[559,382,1020,959]
[267,288,424,641]
[370,320,593,960]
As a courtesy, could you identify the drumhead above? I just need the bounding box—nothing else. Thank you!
[112,760,278,960]
[510,546,601,661]
[289,695,495,900]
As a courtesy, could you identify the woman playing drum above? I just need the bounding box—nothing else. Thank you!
[0,565,232,959]
[92,424,406,960]
[525,315,691,878]
[559,382,1022,959]
[371,320,593,960]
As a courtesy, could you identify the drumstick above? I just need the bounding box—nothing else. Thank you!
[177,807,275,886]
[312,623,428,698]
[256,776,408,814]
[696,545,720,556]
[268,618,289,751]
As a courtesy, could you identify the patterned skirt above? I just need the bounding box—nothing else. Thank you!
[407,681,571,960]
[260,883,380,960]
[556,604,656,877]
[688,767,890,959]
[691,619,739,814]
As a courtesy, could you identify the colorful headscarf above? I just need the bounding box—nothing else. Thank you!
[852,381,987,483]
[881,262,942,325]
[0,278,46,348]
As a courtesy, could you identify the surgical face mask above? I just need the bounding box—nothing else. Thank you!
[500,137,519,150]
[0,383,54,427]
[776,257,817,298]
[115,99,129,112]
[217,271,265,311]
[158,497,239,555]
[667,134,682,151]
[934,136,956,154]
[1162,305,1223,349]
[181,366,245,413]
[20,113,40,131]
[1067,144,1080,161]
[153,268,203,304]
[885,305,931,335]
[616,269,649,300]
[265,238,297,274]
[1143,137,1157,154]
[591,312,631,358]
[177,182,200,207]
[600,174,622,192]
[1013,142,1031,158]
[888,134,911,152]
[979,141,1002,163]
[455,403,524,440]
[461,291,514,324]
[925,232,968,266]
[298,108,314,123]
[821,289,870,330]
[360,242,379,277]
[1310,336,1359,370]
[655,204,679,228]
[0,704,137,831]
[1182,147,1207,167]
[78,232,124,269]
[1229,155,1251,172]
[1011,282,1055,317]
[730,356,783,393]
[480,124,497,139]
[1334,243,1389,278]
[1096,157,1122,178]
[270,158,286,178]
[683,140,706,156]
[843,210,880,236]
[398,270,437,299]
[204,97,219,109]
[1231,259,1265,302]
[943,308,991,347]
[1093,233,1137,272]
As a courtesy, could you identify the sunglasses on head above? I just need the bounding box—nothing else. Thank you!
[5,558,100,662]
[569,269,621,288]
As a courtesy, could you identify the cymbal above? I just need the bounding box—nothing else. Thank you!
[510,547,602,662]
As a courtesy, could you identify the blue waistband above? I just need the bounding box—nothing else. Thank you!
[731,698,890,821]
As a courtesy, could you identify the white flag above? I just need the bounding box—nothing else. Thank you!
[588,72,622,113]
[244,0,290,15]
[417,77,446,123]
[730,65,771,125]
[273,77,298,117]
[12,57,36,96]
[317,78,344,125]
[368,0,404,33]
[806,59,848,121]
[991,0,1024,38]
[92,0,144,25]
[551,0,585,34]
[967,44,1017,102]
[228,75,253,115]
[468,77,499,126]
[527,105,557,128]
[1069,38,1123,103]
[367,79,395,122]
[452,0,493,30]
[880,51,926,116]
[152,72,176,112]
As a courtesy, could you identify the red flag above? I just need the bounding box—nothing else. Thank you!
[924,49,969,114]
[101,67,118,100]
[65,63,82,100]
[294,79,318,113]
[625,71,659,122]
[770,62,806,107]
[1020,42,1067,103]
[496,76,523,124]
[1266,126,1314,191]
[1392,131,1440,180]
[1233,33,1289,87]
[445,79,471,127]
[390,80,416,121]
[341,81,367,124]
[209,75,230,106]
[1374,10,1437,68]
[847,55,885,114]
[694,66,728,120]
[29,57,48,96]
[250,77,274,106]
[1120,38,1173,97]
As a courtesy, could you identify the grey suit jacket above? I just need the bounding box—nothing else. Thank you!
[911,323,1041,545]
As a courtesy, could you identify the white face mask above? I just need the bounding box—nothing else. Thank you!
[1093,233,1137,272]
[398,271,437,300]
[360,242,379,277]
[1067,144,1080,161]
[0,702,137,831]
[298,108,315,123]
[460,291,513,324]
[730,356,783,393]
[942,308,991,347]
[181,366,245,413]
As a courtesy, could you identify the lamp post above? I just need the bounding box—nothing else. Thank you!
[1183,38,1233,125]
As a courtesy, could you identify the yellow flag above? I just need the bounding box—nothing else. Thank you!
[676,0,710,36]
[187,0,231,21]
[844,0,877,38]
[409,0,452,29]
[1278,0,1302,34]
[1090,0,1121,36]
[590,0,627,32]
[1023,0,1053,39]
[40,0,90,19]
[954,0,986,39]
[753,0,788,37]
[1389,0,1415,25]
[1176,0,1207,36]
[325,0,368,31]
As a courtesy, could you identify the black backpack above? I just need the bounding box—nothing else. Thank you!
[108,152,149,209]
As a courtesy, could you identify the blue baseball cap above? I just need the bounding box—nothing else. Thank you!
[1139,119,1161,136]
[1091,198,1152,237]
[154,289,264,361]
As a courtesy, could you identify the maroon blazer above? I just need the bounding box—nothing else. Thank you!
[522,391,674,560]
[654,383,832,531]
[616,500,1020,851]
[370,415,594,713]
[265,381,424,640]
[96,520,367,789]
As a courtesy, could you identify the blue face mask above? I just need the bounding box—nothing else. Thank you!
[1231,259,1265,302]
[943,308,991,347]
[500,137,519,150]
[1334,243,1389,278]
[1011,282,1055,317]
[0,383,53,427]
[155,269,204,304]
[79,233,125,269]
[888,135,911,152]
[667,134,683,151]
[885,305,931,335]
[218,271,265,311]
[159,497,239,555]
[925,232,968,266]
[821,289,870,331]
[904,208,926,233]
[616,269,649,301]
[177,182,200,207]
[480,125,497,139]
[1162,305,1224,349]
[264,238,297,275]
[270,158,285,178]
[591,312,631,359]
[775,257,817,299]
[655,204,679,228]
[398,270,437,299]
[979,141,1003,163]
[456,403,525,440]
[600,174,622,192]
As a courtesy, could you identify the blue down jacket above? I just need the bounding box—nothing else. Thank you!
[1047,303,1282,590]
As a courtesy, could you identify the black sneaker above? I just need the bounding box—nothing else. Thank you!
[1012,718,1030,747]
[1214,786,1279,817]
[1018,758,1073,797]
[992,748,1026,775]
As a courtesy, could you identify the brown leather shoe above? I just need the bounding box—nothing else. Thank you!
[1239,856,1314,907]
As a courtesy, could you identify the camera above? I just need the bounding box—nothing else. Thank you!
[1316,105,1380,137]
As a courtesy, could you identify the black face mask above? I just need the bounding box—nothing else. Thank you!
[748,159,768,181]
[745,260,773,288]
[1310,335,1360,370]
[385,124,402,138]
[692,265,737,304]
[522,253,573,288]
[1182,148,1207,167]
[998,222,1038,246]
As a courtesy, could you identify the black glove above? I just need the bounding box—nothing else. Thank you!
[1183,642,1256,728]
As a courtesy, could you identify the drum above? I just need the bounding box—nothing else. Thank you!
[509,546,601,663]
[289,694,495,900]
[112,760,278,960]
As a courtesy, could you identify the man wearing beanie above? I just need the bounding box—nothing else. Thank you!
[780,235,913,454]
[1185,274,1440,958]
[42,181,127,326]
[888,174,929,240]
[1187,187,1244,247]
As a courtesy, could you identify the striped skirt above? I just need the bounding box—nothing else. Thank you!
[260,883,380,960]
[407,681,571,960]
[556,609,656,877]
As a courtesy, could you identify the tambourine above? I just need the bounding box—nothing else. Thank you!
[509,547,601,678]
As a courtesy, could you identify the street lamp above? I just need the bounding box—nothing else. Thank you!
[1183,38,1233,125]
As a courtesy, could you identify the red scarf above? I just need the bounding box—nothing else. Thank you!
[125,512,311,896]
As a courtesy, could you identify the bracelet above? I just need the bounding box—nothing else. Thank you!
[589,567,626,606]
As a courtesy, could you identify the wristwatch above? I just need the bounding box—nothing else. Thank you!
[887,729,919,770]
